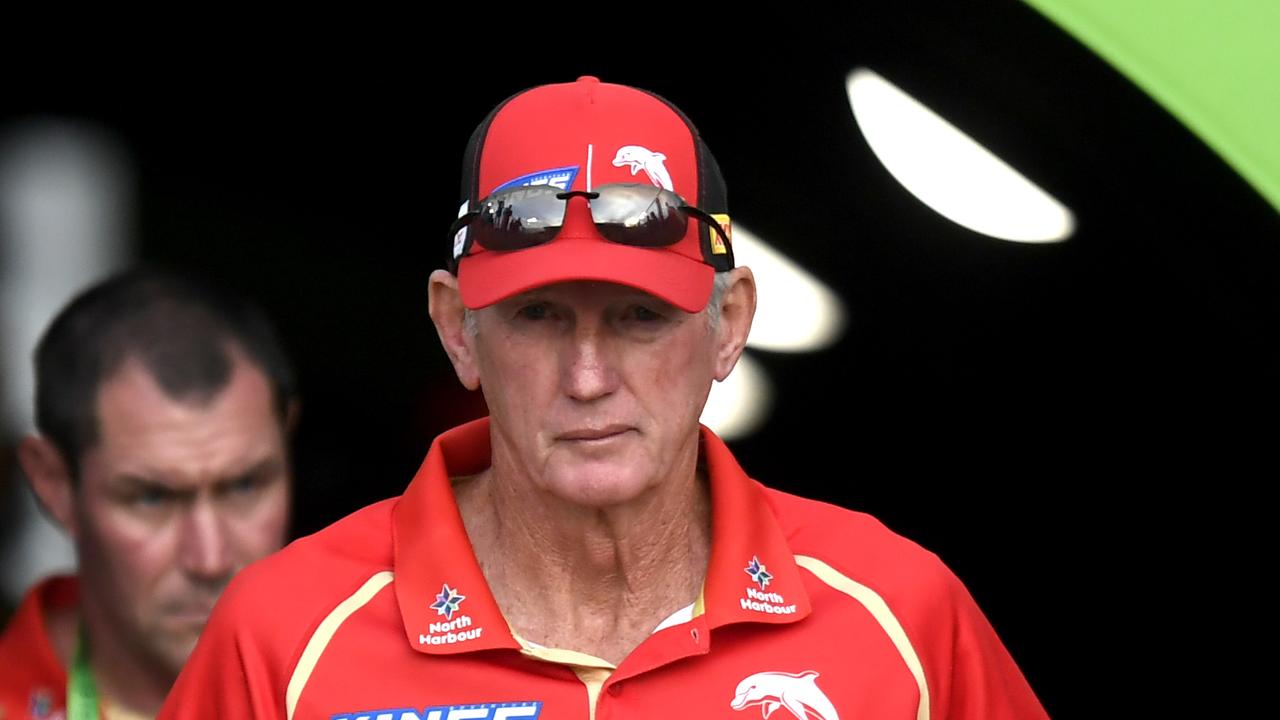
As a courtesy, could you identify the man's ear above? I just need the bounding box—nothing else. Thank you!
[712,267,757,382]
[17,435,78,536]
[285,399,302,437]
[428,269,482,391]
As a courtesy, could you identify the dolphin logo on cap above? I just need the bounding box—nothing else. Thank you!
[730,670,839,720]
[611,145,674,191]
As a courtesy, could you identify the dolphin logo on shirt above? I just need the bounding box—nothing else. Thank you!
[730,670,839,720]
[611,145,674,191]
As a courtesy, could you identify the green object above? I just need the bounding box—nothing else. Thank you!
[68,625,100,720]
[1024,0,1280,214]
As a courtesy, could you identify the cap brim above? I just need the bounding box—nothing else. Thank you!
[458,236,714,313]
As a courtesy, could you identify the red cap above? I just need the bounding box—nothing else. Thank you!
[453,77,732,313]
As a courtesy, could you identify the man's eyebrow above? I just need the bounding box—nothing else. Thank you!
[108,473,183,490]
[619,293,674,306]
[107,457,285,493]
[105,474,193,501]
[215,458,285,486]
[506,290,551,303]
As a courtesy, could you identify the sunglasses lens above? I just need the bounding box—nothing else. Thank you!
[462,183,692,256]
[589,184,689,247]
[472,185,567,251]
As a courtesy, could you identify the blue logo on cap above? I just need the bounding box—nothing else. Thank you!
[493,165,579,193]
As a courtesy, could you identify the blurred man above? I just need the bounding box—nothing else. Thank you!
[162,78,1046,719]
[0,269,297,719]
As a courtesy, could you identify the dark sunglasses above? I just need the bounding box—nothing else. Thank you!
[449,182,732,263]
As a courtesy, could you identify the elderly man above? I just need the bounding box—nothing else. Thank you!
[160,77,1047,720]
[0,270,295,719]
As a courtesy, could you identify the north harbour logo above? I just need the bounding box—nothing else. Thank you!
[331,701,541,720]
[421,583,484,645]
[741,556,796,615]
[745,556,773,590]
[740,587,797,615]
[430,583,466,620]
[419,614,484,646]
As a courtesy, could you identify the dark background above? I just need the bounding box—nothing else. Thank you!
[7,6,1276,716]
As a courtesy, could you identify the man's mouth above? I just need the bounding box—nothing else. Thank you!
[162,598,220,625]
[558,425,633,442]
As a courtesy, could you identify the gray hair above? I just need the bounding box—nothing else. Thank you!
[463,272,732,337]
[703,271,732,330]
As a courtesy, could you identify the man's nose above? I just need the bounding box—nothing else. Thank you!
[178,498,234,582]
[563,321,619,402]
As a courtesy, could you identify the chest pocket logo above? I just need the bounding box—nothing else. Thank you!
[730,670,839,720]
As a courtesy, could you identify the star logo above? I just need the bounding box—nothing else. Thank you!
[28,689,54,719]
[430,583,466,619]
[745,555,773,590]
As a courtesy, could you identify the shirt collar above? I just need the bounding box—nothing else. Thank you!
[392,418,810,655]
[0,575,77,684]
[698,428,812,629]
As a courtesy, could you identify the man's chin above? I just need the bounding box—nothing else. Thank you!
[543,467,657,509]
[144,628,203,676]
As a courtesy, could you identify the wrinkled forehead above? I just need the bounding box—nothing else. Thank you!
[84,355,285,475]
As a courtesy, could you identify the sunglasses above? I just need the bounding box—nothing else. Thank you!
[449,182,732,265]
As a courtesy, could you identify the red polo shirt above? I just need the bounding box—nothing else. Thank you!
[0,576,75,720]
[159,419,1047,720]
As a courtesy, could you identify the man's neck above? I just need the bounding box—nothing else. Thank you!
[454,460,711,666]
[72,603,171,718]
